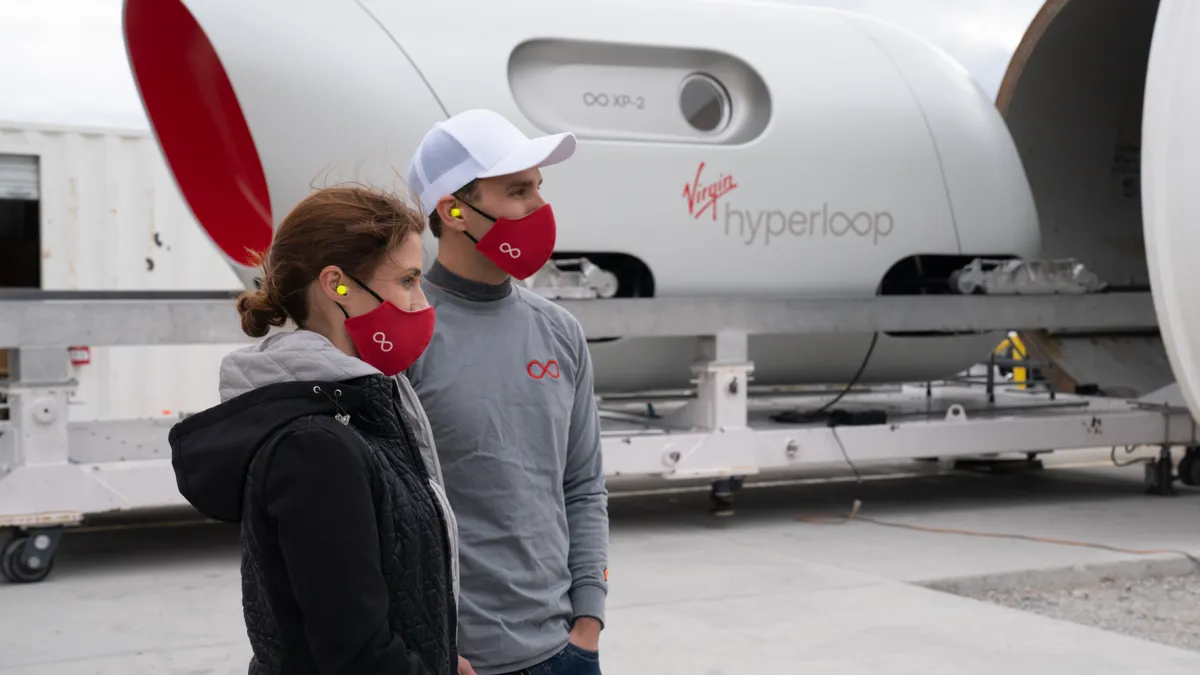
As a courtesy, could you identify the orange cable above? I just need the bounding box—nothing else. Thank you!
[797,501,1200,567]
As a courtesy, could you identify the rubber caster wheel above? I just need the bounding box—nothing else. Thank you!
[1144,451,1177,497]
[1,537,55,584]
[710,494,735,518]
[709,477,742,517]
[1179,450,1200,487]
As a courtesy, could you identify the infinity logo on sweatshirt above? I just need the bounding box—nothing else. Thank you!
[527,359,561,380]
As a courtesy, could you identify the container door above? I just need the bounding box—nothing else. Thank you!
[0,153,40,289]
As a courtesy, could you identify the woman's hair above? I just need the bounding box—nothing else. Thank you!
[235,185,426,338]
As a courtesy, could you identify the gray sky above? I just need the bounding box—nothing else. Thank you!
[0,0,147,129]
[0,0,1044,131]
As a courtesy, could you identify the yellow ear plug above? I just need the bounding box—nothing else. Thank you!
[450,207,462,218]
[336,284,348,296]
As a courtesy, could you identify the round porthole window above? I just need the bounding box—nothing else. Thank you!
[679,73,731,133]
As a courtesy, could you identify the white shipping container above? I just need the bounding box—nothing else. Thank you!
[0,120,245,422]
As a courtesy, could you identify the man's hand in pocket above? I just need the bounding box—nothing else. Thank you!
[568,617,602,652]
[458,656,478,675]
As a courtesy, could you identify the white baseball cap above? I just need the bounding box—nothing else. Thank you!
[407,109,577,217]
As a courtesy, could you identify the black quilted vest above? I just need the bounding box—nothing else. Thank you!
[240,375,456,674]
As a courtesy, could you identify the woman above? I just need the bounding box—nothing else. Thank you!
[168,185,459,675]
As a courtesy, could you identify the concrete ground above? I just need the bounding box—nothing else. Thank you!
[2,447,1200,674]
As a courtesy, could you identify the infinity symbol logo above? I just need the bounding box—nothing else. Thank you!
[527,359,560,379]
[372,331,394,353]
[499,242,522,259]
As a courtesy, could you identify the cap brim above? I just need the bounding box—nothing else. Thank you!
[477,132,577,179]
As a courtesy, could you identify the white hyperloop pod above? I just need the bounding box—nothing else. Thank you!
[985,0,1200,414]
[1141,0,1200,419]
[123,0,1041,394]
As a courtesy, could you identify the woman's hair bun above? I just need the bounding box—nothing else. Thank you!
[235,288,288,338]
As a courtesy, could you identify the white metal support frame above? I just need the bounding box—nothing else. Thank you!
[600,385,1199,477]
[595,329,1198,483]
[0,291,1195,582]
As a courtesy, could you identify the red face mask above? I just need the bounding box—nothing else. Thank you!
[338,275,435,376]
[459,201,557,280]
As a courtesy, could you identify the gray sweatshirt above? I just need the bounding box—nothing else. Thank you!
[406,261,610,675]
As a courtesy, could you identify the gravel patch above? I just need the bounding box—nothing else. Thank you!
[956,570,1200,653]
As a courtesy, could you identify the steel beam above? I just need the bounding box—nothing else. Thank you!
[560,293,1158,338]
[0,291,1158,347]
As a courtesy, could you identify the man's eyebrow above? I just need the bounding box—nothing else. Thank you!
[506,178,538,190]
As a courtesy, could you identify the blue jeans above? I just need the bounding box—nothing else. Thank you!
[512,643,602,675]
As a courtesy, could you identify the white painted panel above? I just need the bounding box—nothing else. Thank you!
[0,121,244,422]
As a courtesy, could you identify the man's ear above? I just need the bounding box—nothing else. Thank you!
[435,196,467,233]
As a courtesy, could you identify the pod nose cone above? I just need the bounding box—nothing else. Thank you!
[124,0,272,286]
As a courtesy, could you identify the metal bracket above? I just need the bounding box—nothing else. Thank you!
[17,528,62,571]
[659,332,759,479]
[945,404,968,422]
[665,332,753,430]
[3,347,75,468]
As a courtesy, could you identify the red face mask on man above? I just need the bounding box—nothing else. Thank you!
[456,199,557,280]
[336,274,435,376]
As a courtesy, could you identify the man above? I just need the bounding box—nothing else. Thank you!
[404,108,610,675]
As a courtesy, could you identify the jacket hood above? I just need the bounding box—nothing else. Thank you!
[217,329,380,402]
[169,330,384,523]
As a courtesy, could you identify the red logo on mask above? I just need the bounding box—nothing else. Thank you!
[682,162,738,221]
[527,359,561,380]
